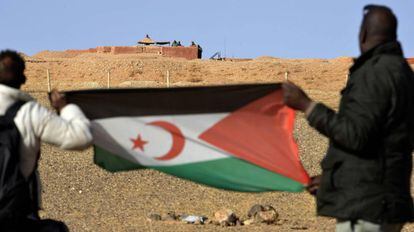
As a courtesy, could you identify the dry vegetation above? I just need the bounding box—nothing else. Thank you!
[24,52,414,231]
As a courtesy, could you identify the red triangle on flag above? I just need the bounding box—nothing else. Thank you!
[198,90,310,185]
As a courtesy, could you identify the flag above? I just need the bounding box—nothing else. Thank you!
[65,83,310,192]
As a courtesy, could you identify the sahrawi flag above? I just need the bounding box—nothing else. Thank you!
[65,83,309,192]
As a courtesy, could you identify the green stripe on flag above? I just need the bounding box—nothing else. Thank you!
[94,146,304,192]
[94,146,145,171]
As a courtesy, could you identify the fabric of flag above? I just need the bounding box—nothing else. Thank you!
[65,84,310,192]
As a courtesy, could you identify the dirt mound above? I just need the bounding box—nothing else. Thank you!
[34,50,80,59]
[330,56,354,63]
[254,56,282,61]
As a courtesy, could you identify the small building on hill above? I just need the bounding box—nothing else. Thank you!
[65,35,202,60]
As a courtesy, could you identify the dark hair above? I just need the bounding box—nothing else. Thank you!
[0,50,26,88]
[0,50,26,72]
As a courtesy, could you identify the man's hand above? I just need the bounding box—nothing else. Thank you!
[306,175,321,196]
[49,89,67,113]
[282,81,312,112]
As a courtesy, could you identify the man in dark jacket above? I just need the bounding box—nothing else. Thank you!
[283,5,414,232]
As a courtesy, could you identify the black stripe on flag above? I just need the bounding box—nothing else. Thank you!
[65,83,281,119]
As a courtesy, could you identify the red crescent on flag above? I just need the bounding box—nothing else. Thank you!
[147,121,185,161]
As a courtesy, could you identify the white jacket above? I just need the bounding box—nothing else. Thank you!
[0,84,92,178]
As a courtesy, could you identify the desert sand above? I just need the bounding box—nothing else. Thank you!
[22,51,414,231]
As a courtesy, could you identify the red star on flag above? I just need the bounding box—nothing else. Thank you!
[130,134,148,151]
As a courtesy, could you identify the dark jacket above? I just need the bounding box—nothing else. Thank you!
[308,41,414,223]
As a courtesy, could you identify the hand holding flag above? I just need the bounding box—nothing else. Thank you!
[282,81,313,112]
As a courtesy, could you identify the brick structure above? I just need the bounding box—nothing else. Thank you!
[65,45,200,59]
[96,46,112,53]
[162,46,198,60]
[110,46,140,55]
[143,46,163,54]
[407,58,414,64]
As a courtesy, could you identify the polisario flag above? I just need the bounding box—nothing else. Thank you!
[65,83,310,192]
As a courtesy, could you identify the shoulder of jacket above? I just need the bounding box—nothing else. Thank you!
[370,53,403,69]
[349,56,393,88]
[16,100,51,118]
[19,100,41,109]
[362,55,408,94]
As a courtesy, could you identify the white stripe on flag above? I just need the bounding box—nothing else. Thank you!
[92,113,235,166]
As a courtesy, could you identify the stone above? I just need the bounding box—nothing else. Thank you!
[161,212,178,221]
[290,225,309,230]
[181,215,208,224]
[247,204,265,218]
[263,205,276,211]
[246,204,279,224]
[147,213,162,221]
[177,214,184,220]
[214,209,238,224]
[194,218,202,225]
[256,209,279,224]
[220,221,229,227]
[243,219,255,225]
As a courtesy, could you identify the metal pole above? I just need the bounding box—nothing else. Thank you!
[46,69,51,92]
[107,70,110,88]
[166,70,170,88]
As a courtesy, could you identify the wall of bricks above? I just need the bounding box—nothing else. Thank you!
[161,46,198,60]
[407,58,414,64]
[111,46,140,54]
[97,46,112,53]
[135,46,144,53]
[143,46,162,54]
[63,45,200,59]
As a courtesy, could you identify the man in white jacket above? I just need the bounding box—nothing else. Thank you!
[0,50,92,231]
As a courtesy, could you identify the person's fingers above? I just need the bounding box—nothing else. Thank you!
[50,90,65,101]
[306,185,316,191]
[307,187,318,195]
[50,91,58,102]
[59,92,66,99]
[306,181,319,195]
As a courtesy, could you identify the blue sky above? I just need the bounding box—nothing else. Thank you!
[1,0,412,58]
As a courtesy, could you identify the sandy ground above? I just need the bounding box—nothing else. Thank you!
[23,52,414,231]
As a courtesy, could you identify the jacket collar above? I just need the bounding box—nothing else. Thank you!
[0,84,33,102]
[350,41,404,73]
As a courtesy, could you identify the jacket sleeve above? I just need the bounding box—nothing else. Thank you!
[30,103,92,150]
[307,65,392,152]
